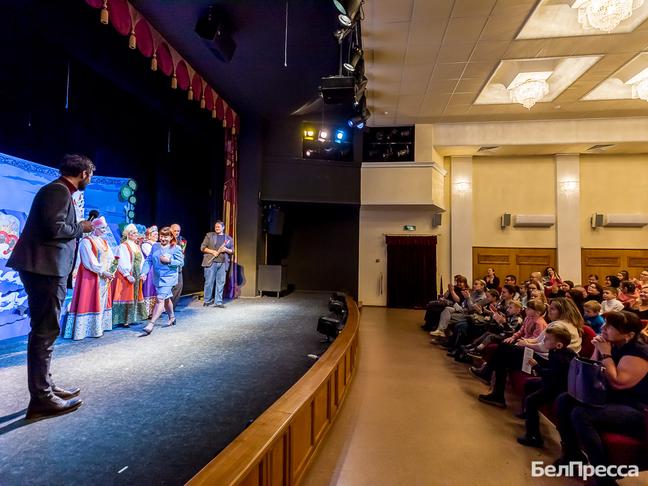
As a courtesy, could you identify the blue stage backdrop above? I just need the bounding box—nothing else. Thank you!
[0,152,129,341]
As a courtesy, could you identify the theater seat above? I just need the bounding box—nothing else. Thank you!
[580,325,596,358]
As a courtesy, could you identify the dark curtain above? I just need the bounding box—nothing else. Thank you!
[386,235,437,309]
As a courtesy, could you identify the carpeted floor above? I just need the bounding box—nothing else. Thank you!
[0,292,331,486]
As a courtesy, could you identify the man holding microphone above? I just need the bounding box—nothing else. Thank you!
[200,220,233,308]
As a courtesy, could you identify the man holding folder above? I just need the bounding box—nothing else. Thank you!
[201,220,233,308]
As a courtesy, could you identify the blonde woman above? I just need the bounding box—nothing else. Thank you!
[111,224,147,327]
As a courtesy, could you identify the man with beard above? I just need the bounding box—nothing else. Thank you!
[8,154,94,419]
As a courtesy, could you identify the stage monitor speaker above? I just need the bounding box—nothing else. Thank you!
[321,76,355,104]
[591,213,604,228]
[431,213,442,227]
[317,314,344,339]
[195,6,236,62]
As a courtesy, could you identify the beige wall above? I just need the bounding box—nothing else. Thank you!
[580,154,648,248]
[358,206,449,306]
[472,156,556,248]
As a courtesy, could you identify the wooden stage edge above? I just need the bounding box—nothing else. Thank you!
[187,296,360,486]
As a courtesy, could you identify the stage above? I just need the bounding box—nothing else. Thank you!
[0,292,330,485]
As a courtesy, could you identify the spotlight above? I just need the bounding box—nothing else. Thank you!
[334,0,362,26]
[347,115,362,127]
[305,149,313,157]
[343,47,363,73]
[303,128,315,140]
[334,129,346,142]
[318,129,329,141]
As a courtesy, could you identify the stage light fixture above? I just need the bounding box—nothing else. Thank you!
[305,149,313,157]
[334,129,346,142]
[343,48,363,72]
[334,0,362,26]
[303,128,315,140]
[318,129,329,141]
[347,115,362,127]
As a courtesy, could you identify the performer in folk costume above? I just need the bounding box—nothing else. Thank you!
[141,225,159,316]
[62,217,115,340]
[111,224,147,327]
[140,226,185,336]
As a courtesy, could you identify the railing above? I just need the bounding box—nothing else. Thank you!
[188,296,360,486]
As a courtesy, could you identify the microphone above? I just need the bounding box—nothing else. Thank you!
[88,210,100,221]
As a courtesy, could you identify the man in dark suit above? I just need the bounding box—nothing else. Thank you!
[7,154,94,419]
[201,221,233,308]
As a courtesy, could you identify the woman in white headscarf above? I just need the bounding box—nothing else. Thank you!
[111,223,147,327]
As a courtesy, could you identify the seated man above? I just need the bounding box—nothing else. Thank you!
[430,279,486,338]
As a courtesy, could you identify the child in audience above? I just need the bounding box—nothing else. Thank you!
[503,300,548,345]
[601,287,624,313]
[618,280,639,308]
[462,301,523,358]
[583,300,604,333]
[517,326,576,448]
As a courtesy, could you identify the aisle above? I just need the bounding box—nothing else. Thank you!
[302,306,590,486]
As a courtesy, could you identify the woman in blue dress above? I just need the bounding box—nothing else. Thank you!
[140,226,184,336]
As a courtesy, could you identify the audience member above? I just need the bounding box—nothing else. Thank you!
[617,270,630,282]
[588,274,599,285]
[483,268,500,290]
[630,286,648,320]
[618,280,639,308]
[586,282,604,303]
[517,325,576,448]
[503,300,548,345]
[605,275,621,288]
[542,267,561,288]
[430,279,486,338]
[460,300,523,359]
[554,311,648,477]
[471,298,583,408]
[583,300,604,334]
[601,287,624,313]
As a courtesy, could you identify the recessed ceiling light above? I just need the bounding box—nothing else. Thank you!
[384,111,389,115]
[555,105,561,109]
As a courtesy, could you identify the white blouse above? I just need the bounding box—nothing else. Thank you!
[117,240,143,277]
[79,237,113,275]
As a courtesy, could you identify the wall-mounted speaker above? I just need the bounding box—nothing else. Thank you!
[432,213,442,227]
[591,213,604,229]
[195,6,236,62]
[500,213,511,229]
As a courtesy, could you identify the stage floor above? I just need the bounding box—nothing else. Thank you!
[0,292,330,486]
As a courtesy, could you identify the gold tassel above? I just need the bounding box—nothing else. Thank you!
[200,95,206,109]
[187,86,194,101]
[150,53,158,71]
[171,73,177,89]
[100,0,109,24]
[128,31,137,50]
[211,108,217,118]
[222,119,227,128]
[232,126,237,135]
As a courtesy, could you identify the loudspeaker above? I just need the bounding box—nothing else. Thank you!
[265,207,285,235]
[591,213,604,228]
[195,6,236,62]
[321,76,356,104]
[432,213,442,227]
[501,213,511,229]
[317,314,344,339]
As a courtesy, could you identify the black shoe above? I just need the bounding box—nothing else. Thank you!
[215,304,225,308]
[203,302,213,307]
[164,318,177,327]
[553,445,588,467]
[446,349,458,357]
[52,385,80,399]
[517,435,544,448]
[454,353,471,363]
[26,395,83,420]
[478,393,506,408]
[469,366,492,385]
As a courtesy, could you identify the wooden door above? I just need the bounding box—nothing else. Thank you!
[581,249,648,283]
[473,247,557,284]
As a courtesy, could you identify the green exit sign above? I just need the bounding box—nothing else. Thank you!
[403,225,416,231]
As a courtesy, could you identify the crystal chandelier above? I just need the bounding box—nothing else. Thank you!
[572,0,644,33]
[632,77,648,101]
[508,79,550,110]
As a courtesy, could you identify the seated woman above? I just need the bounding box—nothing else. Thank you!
[586,282,604,303]
[483,267,500,290]
[618,280,640,308]
[629,286,648,320]
[140,226,185,336]
[554,311,648,479]
[605,275,621,289]
[542,266,562,288]
[470,298,583,408]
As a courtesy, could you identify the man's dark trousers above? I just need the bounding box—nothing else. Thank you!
[19,270,67,399]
